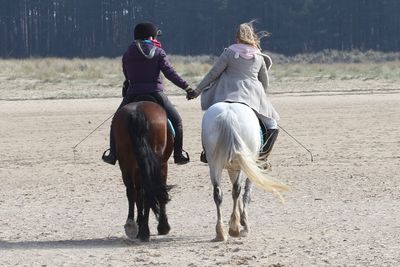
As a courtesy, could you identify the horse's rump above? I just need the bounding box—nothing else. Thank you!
[114,101,172,164]
[202,102,261,166]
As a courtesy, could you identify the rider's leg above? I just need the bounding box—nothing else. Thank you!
[260,116,279,158]
[157,92,190,165]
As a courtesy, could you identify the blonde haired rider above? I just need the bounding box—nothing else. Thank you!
[188,21,279,163]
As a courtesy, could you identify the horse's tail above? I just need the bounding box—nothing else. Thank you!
[213,108,289,196]
[127,111,169,218]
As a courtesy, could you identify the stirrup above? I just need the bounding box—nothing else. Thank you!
[174,150,190,165]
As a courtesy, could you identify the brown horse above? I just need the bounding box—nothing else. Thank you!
[112,101,173,242]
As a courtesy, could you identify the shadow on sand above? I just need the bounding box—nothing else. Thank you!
[0,234,212,250]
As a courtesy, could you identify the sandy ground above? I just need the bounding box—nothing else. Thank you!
[0,93,399,266]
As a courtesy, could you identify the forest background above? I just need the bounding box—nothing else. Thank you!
[1,0,400,100]
[1,0,400,58]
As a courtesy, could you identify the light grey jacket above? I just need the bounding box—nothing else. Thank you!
[196,48,279,121]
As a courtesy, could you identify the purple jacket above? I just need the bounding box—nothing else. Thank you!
[122,41,188,95]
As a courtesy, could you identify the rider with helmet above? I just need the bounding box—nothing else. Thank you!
[102,22,193,165]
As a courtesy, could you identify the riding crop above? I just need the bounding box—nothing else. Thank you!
[72,113,114,156]
[278,125,314,162]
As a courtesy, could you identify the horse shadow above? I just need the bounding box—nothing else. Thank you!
[0,237,128,250]
[0,235,211,250]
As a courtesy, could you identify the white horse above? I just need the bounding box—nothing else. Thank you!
[201,102,288,241]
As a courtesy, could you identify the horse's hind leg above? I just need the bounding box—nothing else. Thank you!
[123,174,138,240]
[239,178,252,236]
[157,163,170,235]
[136,187,150,242]
[228,170,242,237]
[157,203,170,235]
[142,204,151,242]
[210,167,226,242]
[213,184,226,241]
[124,186,138,240]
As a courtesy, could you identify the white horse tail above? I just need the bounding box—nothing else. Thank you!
[211,109,240,170]
[236,150,289,198]
[212,108,289,196]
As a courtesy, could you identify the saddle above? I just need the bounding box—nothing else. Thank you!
[131,93,161,104]
[131,93,175,137]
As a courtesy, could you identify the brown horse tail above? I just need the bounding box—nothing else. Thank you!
[127,111,169,218]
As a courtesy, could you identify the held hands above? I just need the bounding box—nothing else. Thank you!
[186,87,200,100]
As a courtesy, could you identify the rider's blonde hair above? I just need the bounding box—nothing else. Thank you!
[236,21,270,49]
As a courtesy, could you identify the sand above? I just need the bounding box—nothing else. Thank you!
[0,93,399,266]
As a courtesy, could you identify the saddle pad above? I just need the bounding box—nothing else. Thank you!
[260,127,264,146]
[167,119,175,137]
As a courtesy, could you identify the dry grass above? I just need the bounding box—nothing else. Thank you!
[1,51,400,100]
[271,62,400,82]
[0,57,123,99]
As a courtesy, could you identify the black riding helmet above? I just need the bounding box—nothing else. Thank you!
[134,22,162,40]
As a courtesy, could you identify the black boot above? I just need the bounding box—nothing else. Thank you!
[102,129,117,165]
[173,126,190,165]
[260,128,279,158]
[174,150,190,165]
[200,150,208,163]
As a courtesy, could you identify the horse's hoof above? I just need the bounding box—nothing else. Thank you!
[214,224,227,242]
[157,223,170,235]
[212,234,227,242]
[124,219,138,240]
[137,228,150,242]
[138,235,150,242]
[228,228,240,237]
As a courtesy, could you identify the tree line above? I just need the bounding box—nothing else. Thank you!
[0,0,399,58]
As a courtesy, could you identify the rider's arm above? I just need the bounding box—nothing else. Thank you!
[195,49,229,93]
[258,60,269,94]
[121,54,129,97]
[158,49,189,90]
[122,52,129,80]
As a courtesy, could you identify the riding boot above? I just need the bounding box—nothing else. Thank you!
[260,128,279,159]
[173,126,190,165]
[200,150,208,163]
[102,129,117,165]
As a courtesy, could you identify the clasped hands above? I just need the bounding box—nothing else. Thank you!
[185,87,201,100]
